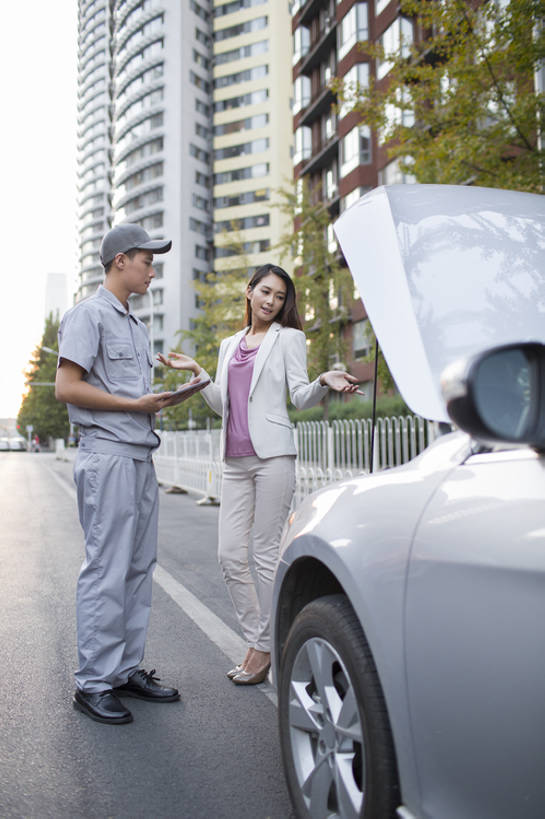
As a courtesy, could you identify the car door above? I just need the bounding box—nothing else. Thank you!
[404,447,545,819]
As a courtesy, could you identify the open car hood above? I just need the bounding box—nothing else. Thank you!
[334,184,545,422]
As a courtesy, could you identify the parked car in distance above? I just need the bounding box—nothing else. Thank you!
[0,437,10,451]
[272,185,545,819]
[9,437,26,451]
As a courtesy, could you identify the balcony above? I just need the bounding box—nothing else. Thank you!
[300,134,339,176]
[297,19,337,76]
[296,0,332,28]
[298,86,335,128]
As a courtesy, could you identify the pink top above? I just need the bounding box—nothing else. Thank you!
[225,336,259,457]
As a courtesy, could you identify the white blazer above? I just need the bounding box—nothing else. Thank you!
[197,322,328,459]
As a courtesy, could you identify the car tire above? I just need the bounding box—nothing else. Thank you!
[278,594,399,818]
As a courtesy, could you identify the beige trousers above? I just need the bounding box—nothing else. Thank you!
[218,455,296,652]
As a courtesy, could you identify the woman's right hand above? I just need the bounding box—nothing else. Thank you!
[156,351,202,376]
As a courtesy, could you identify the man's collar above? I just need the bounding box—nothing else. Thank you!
[97,284,138,323]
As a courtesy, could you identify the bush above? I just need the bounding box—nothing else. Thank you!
[288,393,412,423]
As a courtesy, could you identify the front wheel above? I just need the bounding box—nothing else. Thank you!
[278,595,399,818]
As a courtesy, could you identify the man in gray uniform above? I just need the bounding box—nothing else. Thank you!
[56,224,181,725]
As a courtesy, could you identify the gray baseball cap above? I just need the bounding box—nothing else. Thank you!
[100,223,172,266]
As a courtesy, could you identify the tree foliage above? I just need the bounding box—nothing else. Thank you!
[275,179,353,378]
[17,313,70,443]
[335,0,545,191]
[157,230,250,429]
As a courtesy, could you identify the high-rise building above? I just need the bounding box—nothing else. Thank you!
[76,1,295,354]
[291,0,416,395]
[211,0,294,278]
[77,0,113,302]
[76,0,214,355]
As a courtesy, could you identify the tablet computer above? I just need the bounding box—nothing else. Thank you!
[163,377,211,406]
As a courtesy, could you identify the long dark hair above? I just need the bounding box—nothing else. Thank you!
[244,264,303,330]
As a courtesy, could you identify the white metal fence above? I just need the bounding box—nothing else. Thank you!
[154,415,440,506]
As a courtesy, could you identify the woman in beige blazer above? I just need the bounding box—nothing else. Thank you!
[158,264,358,684]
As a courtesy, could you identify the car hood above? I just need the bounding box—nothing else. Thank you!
[333,184,545,422]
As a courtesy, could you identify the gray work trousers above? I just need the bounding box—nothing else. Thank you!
[73,449,158,693]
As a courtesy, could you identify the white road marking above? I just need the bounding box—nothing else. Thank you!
[48,464,278,706]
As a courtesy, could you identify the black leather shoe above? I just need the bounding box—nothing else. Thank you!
[73,689,133,724]
[114,668,180,702]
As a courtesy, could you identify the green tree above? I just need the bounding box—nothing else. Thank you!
[17,313,70,443]
[275,179,353,397]
[157,229,251,429]
[335,0,545,191]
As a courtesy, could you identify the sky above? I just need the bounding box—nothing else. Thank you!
[0,1,78,418]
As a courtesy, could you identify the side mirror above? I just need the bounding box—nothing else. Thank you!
[441,342,545,449]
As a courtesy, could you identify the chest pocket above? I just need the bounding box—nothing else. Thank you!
[105,341,139,381]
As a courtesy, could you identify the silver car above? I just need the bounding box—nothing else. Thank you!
[272,185,545,819]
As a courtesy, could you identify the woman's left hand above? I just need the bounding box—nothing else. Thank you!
[320,371,364,394]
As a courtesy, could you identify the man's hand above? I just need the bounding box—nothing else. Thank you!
[135,392,177,413]
[56,359,176,413]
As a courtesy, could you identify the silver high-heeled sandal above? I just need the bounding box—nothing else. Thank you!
[232,662,271,685]
[226,664,243,679]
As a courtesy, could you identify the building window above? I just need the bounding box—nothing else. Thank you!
[193,49,210,70]
[293,26,310,64]
[339,63,370,118]
[378,157,415,185]
[322,109,337,141]
[214,214,270,233]
[195,122,211,139]
[375,0,391,15]
[115,137,163,173]
[115,113,164,156]
[214,15,267,41]
[117,63,163,103]
[340,125,371,176]
[190,71,210,93]
[213,162,269,185]
[214,113,268,136]
[119,186,163,216]
[214,0,267,16]
[214,137,269,160]
[196,98,210,116]
[190,0,209,21]
[193,193,209,211]
[294,126,312,165]
[377,17,413,80]
[214,188,269,209]
[338,3,368,60]
[293,75,311,115]
[196,27,211,47]
[190,217,210,235]
[215,239,270,257]
[116,88,164,132]
[214,64,268,89]
[214,88,268,112]
[215,40,269,66]
[195,244,210,260]
[195,170,211,187]
[138,212,163,230]
[190,143,210,163]
[353,319,371,360]
[323,161,338,200]
[341,186,372,211]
